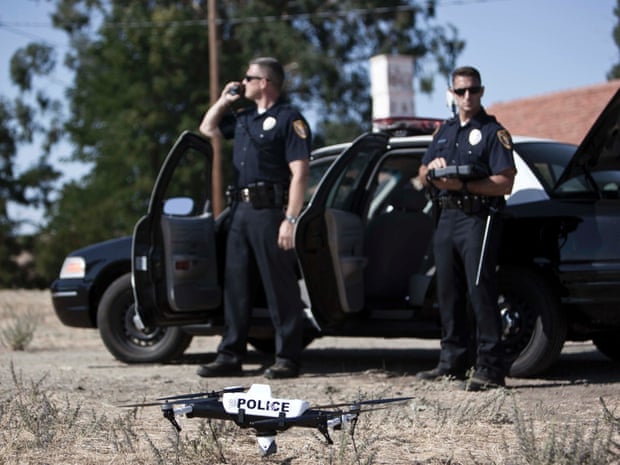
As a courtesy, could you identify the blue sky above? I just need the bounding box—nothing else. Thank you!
[1,0,618,229]
[415,0,618,116]
[1,0,617,139]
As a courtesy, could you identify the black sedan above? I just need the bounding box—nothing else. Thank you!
[51,89,620,377]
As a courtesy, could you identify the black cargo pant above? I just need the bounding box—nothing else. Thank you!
[433,207,505,379]
[216,202,304,366]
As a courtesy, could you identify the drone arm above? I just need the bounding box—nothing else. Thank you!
[185,400,232,421]
[249,409,361,445]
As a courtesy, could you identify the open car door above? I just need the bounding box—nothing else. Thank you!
[132,131,221,326]
[295,132,389,328]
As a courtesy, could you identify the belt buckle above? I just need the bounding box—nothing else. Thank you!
[240,188,251,202]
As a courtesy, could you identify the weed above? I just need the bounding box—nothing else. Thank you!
[511,396,619,465]
[0,303,39,350]
[1,360,619,465]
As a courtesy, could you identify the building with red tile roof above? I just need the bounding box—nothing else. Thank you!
[487,80,620,145]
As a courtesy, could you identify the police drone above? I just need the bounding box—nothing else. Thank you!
[121,383,412,456]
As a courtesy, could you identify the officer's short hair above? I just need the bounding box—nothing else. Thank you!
[250,57,285,90]
[452,66,482,85]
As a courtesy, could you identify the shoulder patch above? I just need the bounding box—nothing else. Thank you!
[292,119,309,139]
[497,129,512,150]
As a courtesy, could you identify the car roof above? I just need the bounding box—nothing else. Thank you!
[311,133,567,162]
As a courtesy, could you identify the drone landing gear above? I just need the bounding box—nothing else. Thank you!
[256,431,277,456]
[161,403,182,432]
[318,422,334,445]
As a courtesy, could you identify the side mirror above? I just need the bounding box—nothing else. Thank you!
[163,197,194,216]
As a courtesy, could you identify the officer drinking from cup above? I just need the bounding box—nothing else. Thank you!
[197,57,311,379]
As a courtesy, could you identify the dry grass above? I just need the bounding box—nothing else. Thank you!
[0,289,619,464]
[1,366,618,465]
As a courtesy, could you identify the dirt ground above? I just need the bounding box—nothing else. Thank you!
[1,289,619,464]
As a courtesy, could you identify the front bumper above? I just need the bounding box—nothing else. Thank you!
[50,278,96,328]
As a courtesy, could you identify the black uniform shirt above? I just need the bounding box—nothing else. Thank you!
[422,108,515,197]
[220,99,311,187]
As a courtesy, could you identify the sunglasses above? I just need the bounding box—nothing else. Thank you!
[452,86,482,96]
[244,75,269,82]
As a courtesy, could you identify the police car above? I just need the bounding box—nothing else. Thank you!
[51,89,620,377]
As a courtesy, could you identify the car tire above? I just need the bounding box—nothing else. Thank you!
[592,333,620,361]
[498,268,567,377]
[97,273,193,363]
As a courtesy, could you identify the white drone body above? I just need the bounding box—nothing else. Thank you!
[222,383,309,418]
[222,384,310,455]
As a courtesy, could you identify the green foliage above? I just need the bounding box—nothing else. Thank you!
[10,43,56,92]
[6,0,465,284]
[0,95,60,287]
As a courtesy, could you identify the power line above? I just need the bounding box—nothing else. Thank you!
[0,0,514,31]
[0,20,63,46]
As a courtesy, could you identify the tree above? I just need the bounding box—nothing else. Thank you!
[1,79,59,287]
[609,0,620,79]
[10,0,463,282]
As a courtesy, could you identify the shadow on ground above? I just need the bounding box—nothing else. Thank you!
[172,339,619,385]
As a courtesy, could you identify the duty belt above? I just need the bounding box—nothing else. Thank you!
[437,195,491,213]
[226,182,287,209]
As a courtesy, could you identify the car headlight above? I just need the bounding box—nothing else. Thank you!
[59,256,86,279]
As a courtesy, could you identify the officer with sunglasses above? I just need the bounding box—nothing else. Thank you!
[197,57,312,379]
[416,66,516,391]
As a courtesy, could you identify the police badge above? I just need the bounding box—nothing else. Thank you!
[496,129,512,150]
[293,120,308,139]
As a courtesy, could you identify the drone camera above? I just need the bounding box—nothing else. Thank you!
[256,431,277,456]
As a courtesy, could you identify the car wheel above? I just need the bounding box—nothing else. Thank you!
[97,273,193,363]
[498,268,567,377]
[592,333,620,361]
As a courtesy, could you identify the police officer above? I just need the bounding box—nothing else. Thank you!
[197,57,311,379]
[416,66,516,391]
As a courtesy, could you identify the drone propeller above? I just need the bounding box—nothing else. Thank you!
[118,399,174,408]
[157,385,246,401]
[312,395,413,410]
[118,385,247,408]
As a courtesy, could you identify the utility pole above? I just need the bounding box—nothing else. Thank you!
[208,0,224,216]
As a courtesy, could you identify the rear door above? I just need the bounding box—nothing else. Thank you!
[295,132,389,327]
[132,131,222,326]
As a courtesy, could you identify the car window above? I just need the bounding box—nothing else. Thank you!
[366,152,428,221]
[165,146,212,215]
[327,155,371,210]
[555,171,620,198]
[514,141,575,192]
[306,157,334,203]
[595,172,620,197]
